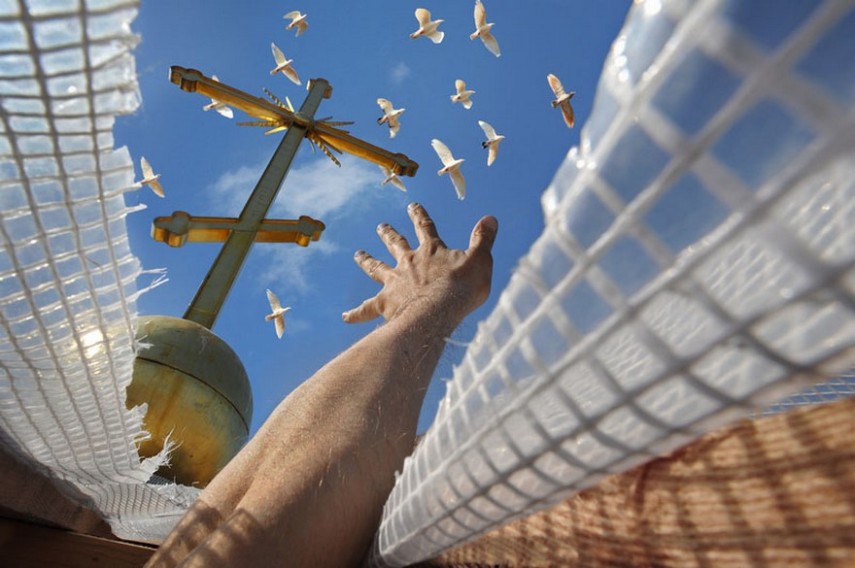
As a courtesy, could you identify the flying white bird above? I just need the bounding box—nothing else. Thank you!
[376,98,405,138]
[431,139,466,200]
[283,10,308,36]
[265,289,291,339]
[547,73,576,128]
[478,120,505,166]
[410,8,444,44]
[202,75,234,119]
[139,156,164,198]
[379,165,407,192]
[450,79,475,109]
[470,0,500,57]
[270,43,301,85]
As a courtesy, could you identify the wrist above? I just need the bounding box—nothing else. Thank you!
[389,286,472,332]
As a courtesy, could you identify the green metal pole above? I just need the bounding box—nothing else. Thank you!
[183,79,331,329]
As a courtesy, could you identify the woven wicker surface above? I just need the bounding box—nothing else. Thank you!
[414,395,855,567]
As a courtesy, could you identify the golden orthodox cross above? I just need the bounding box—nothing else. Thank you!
[154,67,419,329]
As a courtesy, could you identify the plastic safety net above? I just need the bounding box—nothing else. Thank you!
[371,0,855,565]
[0,0,198,543]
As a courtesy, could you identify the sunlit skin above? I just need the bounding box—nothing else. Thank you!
[146,203,498,567]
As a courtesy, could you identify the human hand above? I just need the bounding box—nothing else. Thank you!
[342,202,498,325]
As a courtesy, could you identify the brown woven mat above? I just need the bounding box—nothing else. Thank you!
[413,396,855,567]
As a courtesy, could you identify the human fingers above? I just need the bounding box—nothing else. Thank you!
[407,202,441,246]
[342,297,380,323]
[354,250,391,283]
[468,215,498,255]
[376,223,411,261]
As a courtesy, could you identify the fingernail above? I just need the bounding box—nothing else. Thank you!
[354,250,365,258]
[408,202,420,211]
[377,223,389,233]
[341,311,349,321]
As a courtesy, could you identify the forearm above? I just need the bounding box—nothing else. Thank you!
[148,204,497,568]
[275,304,457,446]
[156,306,458,568]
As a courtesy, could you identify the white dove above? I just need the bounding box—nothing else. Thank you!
[547,73,576,128]
[265,289,291,339]
[283,10,308,36]
[478,120,505,166]
[202,75,234,119]
[376,98,405,138]
[270,43,301,85]
[450,79,475,109]
[410,8,444,44]
[431,139,466,200]
[470,0,500,57]
[139,156,164,198]
[379,165,407,192]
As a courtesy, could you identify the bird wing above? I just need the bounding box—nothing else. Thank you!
[140,156,154,179]
[449,169,466,200]
[388,117,400,138]
[462,98,473,110]
[271,43,287,66]
[487,144,498,166]
[148,178,165,198]
[266,289,282,312]
[427,30,444,44]
[215,105,234,119]
[431,139,455,166]
[481,31,501,57]
[478,120,497,140]
[376,98,393,114]
[283,10,301,21]
[547,73,566,98]
[415,8,432,26]
[389,176,407,192]
[274,315,285,338]
[560,100,576,128]
[455,79,466,94]
[283,65,301,85]
[474,0,487,28]
[294,21,308,36]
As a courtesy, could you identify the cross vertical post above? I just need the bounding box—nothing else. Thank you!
[130,70,418,487]
[182,78,331,329]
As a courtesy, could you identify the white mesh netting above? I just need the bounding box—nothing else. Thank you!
[0,0,198,543]
[371,0,855,565]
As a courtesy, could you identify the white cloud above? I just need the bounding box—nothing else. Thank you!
[208,163,261,213]
[208,154,380,221]
[272,154,379,219]
[389,61,411,86]
[255,238,340,294]
[209,154,383,297]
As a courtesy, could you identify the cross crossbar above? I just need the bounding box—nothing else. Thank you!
[170,66,419,176]
[152,211,325,248]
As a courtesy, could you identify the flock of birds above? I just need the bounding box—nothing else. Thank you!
[135,2,577,338]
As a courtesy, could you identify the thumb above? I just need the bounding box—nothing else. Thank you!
[342,297,380,324]
[468,215,498,255]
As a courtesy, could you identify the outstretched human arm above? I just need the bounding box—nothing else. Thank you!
[147,203,498,567]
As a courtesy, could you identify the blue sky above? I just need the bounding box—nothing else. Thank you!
[116,1,632,434]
